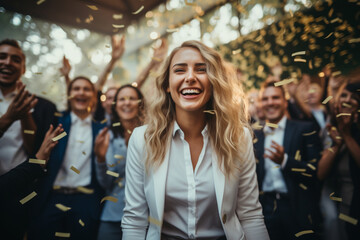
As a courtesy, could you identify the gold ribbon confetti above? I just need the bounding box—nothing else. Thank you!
[301,173,312,177]
[330,196,342,202]
[336,113,351,118]
[20,191,37,204]
[307,163,316,171]
[204,110,216,115]
[232,49,242,55]
[114,154,124,160]
[274,79,294,86]
[55,203,71,212]
[342,103,352,108]
[291,168,306,172]
[54,112,63,117]
[112,122,121,127]
[295,150,301,161]
[132,5,144,14]
[324,32,333,39]
[77,186,94,194]
[112,24,125,28]
[166,28,179,33]
[24,130,35,134]
[36,0,46,5]
[52,132,67,141]
[349,38,360,43]
[339,213,358,225]
[70,166,80,174]
[29,158,46,165]
[303,131,316,136]
[251,121,263,130]
[148,216,162,226]
[101,196,118,204]
[294,58,307,63]
[253,138,258,144]
[332,71,341,77]
[87,5,98,11]
[79,219,85,227]
[291,51,306,57]
[55,232,70,238]
[322,96,333,104]
[266,122,278,128]
[299,183,307,190]
[100,119,107,124]
[106,170,119,178]
[295,230,314,237]
[112,14,123,20]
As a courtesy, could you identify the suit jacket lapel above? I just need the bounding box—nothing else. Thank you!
[254,130,265,190]
[212,154,225,216]
[283,120,294,154]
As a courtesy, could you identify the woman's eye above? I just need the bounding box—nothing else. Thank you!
[198,68,206,72]
[174,69,184,73]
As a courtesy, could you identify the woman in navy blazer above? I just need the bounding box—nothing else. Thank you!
[122,40,269,240]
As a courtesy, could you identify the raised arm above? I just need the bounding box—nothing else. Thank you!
[95,35,125,91]
[59,56,72,88]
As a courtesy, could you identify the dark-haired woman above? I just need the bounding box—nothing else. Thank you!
[94,84,145,240]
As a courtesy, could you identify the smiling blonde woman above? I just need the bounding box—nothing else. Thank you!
[122,40,269,240]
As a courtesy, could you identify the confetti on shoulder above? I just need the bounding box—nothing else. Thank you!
[295,230,314,237]
[52,131,67,141]
[148,216,162,226]
[55,203,71,212]
[77,186,94,194]
[291,51,306,57]
[106,170,120,178]
[29,158,46,165]
[322,96,333,104]
[70,166,80,174]
[37,0,46,5]
[339,213,358,225]
[79,219,85,227]
[101,196,118,204]
[132,5,144,14]
[87,5,98,11]
[55,232,70,238]
[336,113,351,118]
[20,191,37,204]
[266,122,278,128]
[303,130,316,136]
[307,163,316,171]
[299,183,308,190]
[24,129,35,134]
[274,79,294,86]
[112,122,121,127]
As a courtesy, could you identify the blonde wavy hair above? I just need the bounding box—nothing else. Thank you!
[144,40,250,176]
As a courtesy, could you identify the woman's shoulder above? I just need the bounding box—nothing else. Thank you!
[128,125,148,145]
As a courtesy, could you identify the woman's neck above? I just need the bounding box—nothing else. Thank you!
[121,119,138,132]
[176,111,206,139]
[72,110,91,120]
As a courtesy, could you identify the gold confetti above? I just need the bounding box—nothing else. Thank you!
[87,5,98,11]
[53,185,61,190]
[114,154,124,160]
[36,0,46,5]
[322,96,333,104]
[330,196,342,202]
[330,18,341,23]
[310,158,317,163]
[266,122,278,128]
[253,138,258,144]
[35,72,42,75]
[295,150,301,161]
[127,129,132,134]
[148,216,162,226]
[291,168,306,172]
[232,49,242,55]
[295,230,314,237]
[291,51,306,57]
[29,158,46,165]
[274,78,294,86]
[82,151,86,155]
[55,203,71,212]
[24,129,35,134]
[328,147,335,153]
[299,183,308,190]
[101,196,118,204]
[112,14,123,20]
[328,8,334,17]
[301,173,312,177]
[324,32,333,39]
[77,186,94,194]
[55,232,70,238]
[294,58,307,63]
[70,166,80,174]
[332,71,341,77]
[166,28,179,33]
[79,219,85,227]
[335,136,342,140]
[19,191,37,204]
[106,170,119,178]
[100,118,108,124]
[252,121,263,130]
[112,122,121,127]
[307,163,316,171]
[303,131,316,136]
[336,113,351,118]
[349,38,360,43]
[309,60,313,69]
[52,132,67,141]
[339,213,358,225]
[132,5,144,14]
[112,24,125,29]
[54,112,63,117]
[204,110,216,114]
[342,103,352,108]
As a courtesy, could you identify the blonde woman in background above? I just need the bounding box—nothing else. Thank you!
[122,40,269,240]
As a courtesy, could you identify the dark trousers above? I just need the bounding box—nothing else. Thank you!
[28,192,100,240]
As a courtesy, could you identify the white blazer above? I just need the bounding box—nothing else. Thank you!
[122,125,269,240]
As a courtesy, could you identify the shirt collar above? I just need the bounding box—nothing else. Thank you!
[263,116,287,134]
[70,111,92,125]
[0,88,18,100]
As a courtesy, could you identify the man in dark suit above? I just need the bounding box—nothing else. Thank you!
[254,81,322,240]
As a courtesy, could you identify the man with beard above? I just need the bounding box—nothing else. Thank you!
[0,39,56,239]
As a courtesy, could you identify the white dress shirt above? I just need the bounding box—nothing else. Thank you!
[262,116,288,193]
[162,122,225,239]
[0,89,27,176]
[53,112,92,187]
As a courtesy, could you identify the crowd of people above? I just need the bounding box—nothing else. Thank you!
[0,35,359,240]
